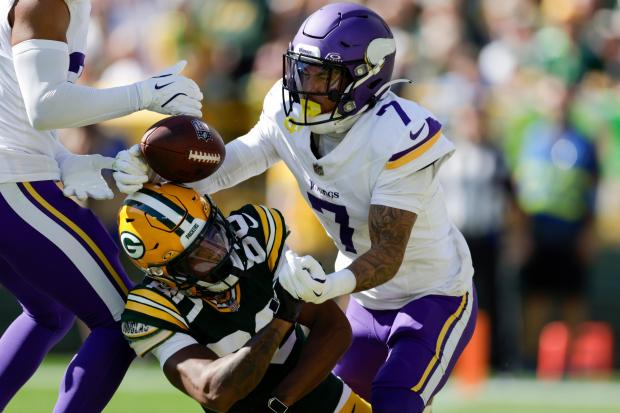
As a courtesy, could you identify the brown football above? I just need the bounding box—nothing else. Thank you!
[140,115,226,183]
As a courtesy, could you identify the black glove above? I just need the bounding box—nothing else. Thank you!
[270,278,302,323]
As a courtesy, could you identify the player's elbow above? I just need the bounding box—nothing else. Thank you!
[200,387,237,412]
[200,395,234,413]
[199,374,241,412]
[25,102,58,131]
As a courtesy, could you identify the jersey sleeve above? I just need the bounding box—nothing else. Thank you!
[383,114,455,172]
[233,204,289,273]
[371,102,456,213]
[121,286,191,356]
[190,81,283,195]
[371,162,440,214]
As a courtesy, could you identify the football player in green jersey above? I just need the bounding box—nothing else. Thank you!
[118,183,370,413]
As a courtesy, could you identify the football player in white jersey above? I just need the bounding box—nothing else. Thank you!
[0,0,201,412]
[113,3,476,412]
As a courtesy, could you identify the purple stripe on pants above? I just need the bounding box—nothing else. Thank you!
[334,286,477,413]
[16,181,130,299]
[0,180,135,412]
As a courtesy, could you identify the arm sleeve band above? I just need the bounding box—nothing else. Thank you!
[12,39,141,130]
[150,332,199,367]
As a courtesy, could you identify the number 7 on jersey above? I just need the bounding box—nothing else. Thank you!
[307,192,357,253]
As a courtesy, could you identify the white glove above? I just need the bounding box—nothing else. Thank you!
[112,144,150,194]
[136,60,203,117]
[278,251,356,304]
[59,154,115,201]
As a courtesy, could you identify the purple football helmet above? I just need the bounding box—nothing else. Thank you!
[282,2,396,129]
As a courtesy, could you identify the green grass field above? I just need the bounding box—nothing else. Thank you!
[5,356,620,412]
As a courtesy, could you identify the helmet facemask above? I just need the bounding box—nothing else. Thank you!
[150,197,242,298]
[282,51,355,127]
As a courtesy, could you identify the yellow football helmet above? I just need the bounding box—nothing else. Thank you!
[118,182,239,296]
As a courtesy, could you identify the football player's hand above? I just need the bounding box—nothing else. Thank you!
[278,251,328,304]
[136,60,203,117]
[59,154,115,201]
[270,277,303,323]
[112,144,150,194]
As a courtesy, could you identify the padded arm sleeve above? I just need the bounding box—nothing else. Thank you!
[12,39,141,130]
[191,115,281,194]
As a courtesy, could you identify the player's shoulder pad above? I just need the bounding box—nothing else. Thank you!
[364,94,455,172]
[122,283,190,334]
[230,204,288,272]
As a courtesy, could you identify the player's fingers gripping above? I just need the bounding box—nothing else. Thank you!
[278,251,305,300]
[128,143,142,157]
[89,185,114,201]
[174,76,203,100]
[74,188,87,202]
[299,255,326,281]
[163,94,203,117]
[114,181,145,195]
[282,252,323,303]
[91,154,116,170]
[114,145,149,175]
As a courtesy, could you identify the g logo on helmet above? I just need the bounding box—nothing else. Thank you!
[120,231,145,259]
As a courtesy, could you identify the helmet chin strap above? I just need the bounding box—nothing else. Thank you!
[308,78,413,135]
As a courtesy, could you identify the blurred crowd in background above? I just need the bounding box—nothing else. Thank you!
[18,0,620,377]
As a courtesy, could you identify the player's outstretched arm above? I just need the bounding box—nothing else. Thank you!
[162,318,293,412]
[270,300,352,407]
[11,0,202,131]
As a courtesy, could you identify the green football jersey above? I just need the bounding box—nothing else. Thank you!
[121,204,346,413]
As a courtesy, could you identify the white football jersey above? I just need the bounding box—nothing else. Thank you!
[0,0,90,183]
[199,81,474,310]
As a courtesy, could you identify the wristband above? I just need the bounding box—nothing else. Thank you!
[267,396,288,413]
[326,268,356,299]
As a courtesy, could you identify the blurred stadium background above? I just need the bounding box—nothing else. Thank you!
[2,0,620,411]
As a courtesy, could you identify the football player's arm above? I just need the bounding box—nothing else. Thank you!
[10,0,201,131]
[347,163,445,291]
[270,301,352,406]
[348,205,416,291]
[162,319,293,412]
[191,115,280,195]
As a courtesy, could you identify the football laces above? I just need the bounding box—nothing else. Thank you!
[188,150,221,164]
